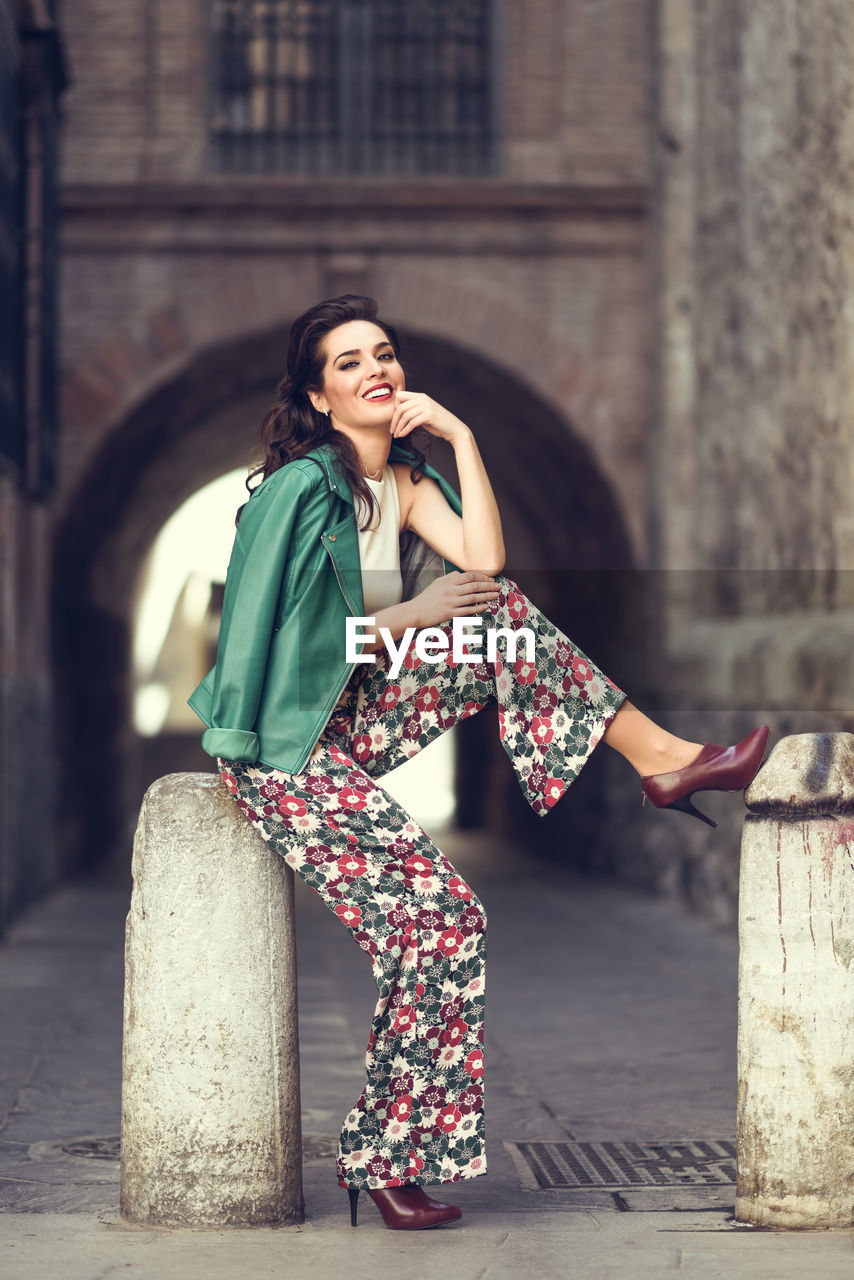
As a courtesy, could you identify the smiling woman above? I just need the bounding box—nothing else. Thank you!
[187,294,770,1231]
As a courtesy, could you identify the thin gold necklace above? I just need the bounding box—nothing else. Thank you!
[363,463,384,480]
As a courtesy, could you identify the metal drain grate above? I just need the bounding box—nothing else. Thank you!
[505,1139,736,1190]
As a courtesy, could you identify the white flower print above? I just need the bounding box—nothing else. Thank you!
[584,675,608,705]
[292,813,322,833]
[412,874,442,897]
[438,1043,464,1070]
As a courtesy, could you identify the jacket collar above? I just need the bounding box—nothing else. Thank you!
[305,437,424,507]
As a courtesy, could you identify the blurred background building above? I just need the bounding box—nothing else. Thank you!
[2,0,853,938]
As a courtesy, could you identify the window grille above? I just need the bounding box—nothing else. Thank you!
[209,0,497,176]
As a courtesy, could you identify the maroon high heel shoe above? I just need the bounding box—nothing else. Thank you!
[347,1183,463,1229]
[640,725,770,827]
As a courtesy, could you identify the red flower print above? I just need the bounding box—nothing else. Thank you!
[571,656,593,682]
[531,684,558,714]
[325,877,346,900]
[405,1153,425,1178]
[405,852,434,878]
[465,1049,485,1078]
[337,786,367,810]
[458,905,484,936]
[415,685,440,712]
[437,1105,462,1133]
[389,837,417,861]
[352,734,372,762]
[440,995,464,1023]
[507,591,528,621]
[258,779,286,801]
[366,1155,393,1178]
[221,771,238,794]
[402,717,421,742]
[381,683,401,708]
[303,774,338,797]
[278,795,307,819]
[442,1017,467,1048]
[422,1083,447,1108]
[387,903,414,929]
[402,645,420,670]
[527,763,548,793]
[448,876,472,901]
[304,843,336,866]
[437,927,465,957]
[416,907,445,930]
[335,903,363,929]
[374,1098,393,1124]
[458,1084,483,1114]
[336,852,368,878]
[329,743,352,765]
[542,777,566,808]
[391,1073,414,1096]
[353,930,377,956]
[514,657,536,684]
[390,1095,413,1122]
[532,716,555,746]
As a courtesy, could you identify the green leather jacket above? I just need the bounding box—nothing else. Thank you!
[187,439,462,773]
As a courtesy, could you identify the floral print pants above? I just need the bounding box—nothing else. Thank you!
[217,575,625,1190]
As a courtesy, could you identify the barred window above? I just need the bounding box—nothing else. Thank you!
[209,0,497,176]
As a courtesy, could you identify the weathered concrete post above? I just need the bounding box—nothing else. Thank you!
[737,733,854,1228]
[120,772,304,1227]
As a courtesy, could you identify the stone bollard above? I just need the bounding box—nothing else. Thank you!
[120,773,304,1227]
[736,733,854,1228]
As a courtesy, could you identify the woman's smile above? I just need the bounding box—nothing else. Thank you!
[363,383,394,403]
[312,319,406,430]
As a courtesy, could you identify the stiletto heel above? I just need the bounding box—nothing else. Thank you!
[666,792,717,828]
[348,1187,360,1227]
[641,725,770,826]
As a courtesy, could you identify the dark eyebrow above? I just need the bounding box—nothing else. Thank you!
[333,340,393,364]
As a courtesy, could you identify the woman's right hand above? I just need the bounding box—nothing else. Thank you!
[410,571,502,629]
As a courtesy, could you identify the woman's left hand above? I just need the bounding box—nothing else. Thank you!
[390,391,470,446]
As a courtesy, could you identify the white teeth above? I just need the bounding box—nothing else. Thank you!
[365,388,390,400]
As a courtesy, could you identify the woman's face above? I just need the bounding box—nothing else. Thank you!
[310,320,405,430]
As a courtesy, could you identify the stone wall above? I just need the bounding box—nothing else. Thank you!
[47,0,653,891]
[0,4,63,936]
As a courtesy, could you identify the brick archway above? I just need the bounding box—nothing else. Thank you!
[53,318,636,877]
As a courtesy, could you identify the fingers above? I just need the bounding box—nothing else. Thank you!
[391,406,426,438]
[390,390,423,436]
[453,569,495,582]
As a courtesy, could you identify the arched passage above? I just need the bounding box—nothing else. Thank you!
[52,325,637,876]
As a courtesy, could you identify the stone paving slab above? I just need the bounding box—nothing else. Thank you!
[2,1207,854,1280]
[1,834,853,1276]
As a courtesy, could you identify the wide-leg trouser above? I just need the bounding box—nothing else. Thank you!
[217,575,626,1190]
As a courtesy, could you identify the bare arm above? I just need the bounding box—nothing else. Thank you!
[391,393,505,574]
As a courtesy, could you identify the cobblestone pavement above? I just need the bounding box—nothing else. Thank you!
[1,828,852,1278]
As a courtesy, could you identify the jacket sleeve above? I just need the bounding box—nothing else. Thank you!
[199,466,311,763]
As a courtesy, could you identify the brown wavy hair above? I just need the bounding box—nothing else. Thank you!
[236,295,429,526]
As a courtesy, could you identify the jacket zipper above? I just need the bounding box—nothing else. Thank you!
[302,535,362,760]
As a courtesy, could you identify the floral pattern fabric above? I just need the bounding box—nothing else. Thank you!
[217,575,625,1190]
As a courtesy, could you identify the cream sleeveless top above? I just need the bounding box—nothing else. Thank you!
[358,464,404,616]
